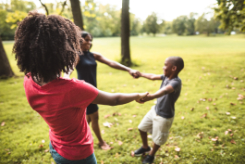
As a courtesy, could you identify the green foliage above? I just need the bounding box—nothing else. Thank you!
[142,12,162,36]
[0,0,142,39]
[172,16,188,35]
[0,0,35,40]
[171,13,220,36]
[195,14,220,36]
[2,35,245,163]
[5,11,27,29]
[130,14,141,36]
[0,10,15,40]
[9,0,36,13]
[93,4,121,37]
[82,1,140,37]
[185,13,197,35]
[215,0,245,33]
[162,22,173,34]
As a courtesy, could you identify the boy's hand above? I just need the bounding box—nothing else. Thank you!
[135,92,149,103]
[129,69,140,78]
[135,71,141,78]
[140,94,154,103]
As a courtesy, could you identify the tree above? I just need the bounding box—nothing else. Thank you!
[10,0,36,13]
[0,9,15,40]
[70,0,84,30]
[83,2,120,37]
[0,37,14,78]
[83,0,96,32]
[215,0,245,33]
[162,22,172,34]
[121,0,131,66]
[130,15,141,36]
[0,0,36,40]
[185,12,197,35]
[143,12,160,36]
[172,15,188,35]
[195,14,217,36]
[5,10,27,30]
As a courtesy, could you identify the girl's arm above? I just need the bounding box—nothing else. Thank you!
[92,90,148,106]
[93,52,139,78]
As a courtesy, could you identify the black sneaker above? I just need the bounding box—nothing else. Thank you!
[134,146,151,156]
[142,155,154,164]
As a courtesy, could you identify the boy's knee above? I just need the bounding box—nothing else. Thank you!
[152,132,169,146]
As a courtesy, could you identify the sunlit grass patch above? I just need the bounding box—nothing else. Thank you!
[1,35,245,164]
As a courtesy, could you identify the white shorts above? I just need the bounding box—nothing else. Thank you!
[138,106,174,146]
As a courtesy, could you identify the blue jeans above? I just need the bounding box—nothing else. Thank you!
[49,142,97,164]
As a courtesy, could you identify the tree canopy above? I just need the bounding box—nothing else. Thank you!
[215,0,245,33]
[172,16,188,35]
[143,12,162,36]
[0,0,234,39]
[195,14,219,36]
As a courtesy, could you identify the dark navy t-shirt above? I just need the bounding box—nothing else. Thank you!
[155,75,182,118]
[76,51,98,112]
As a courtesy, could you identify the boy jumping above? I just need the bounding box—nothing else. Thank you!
[134,56,184,164]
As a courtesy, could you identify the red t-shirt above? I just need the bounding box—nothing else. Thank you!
[23,74,99,160]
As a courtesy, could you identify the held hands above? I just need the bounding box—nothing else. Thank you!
[129,69,141,78]
[139,94,154,103]
[135,92,154,104]
[135,92,149,104]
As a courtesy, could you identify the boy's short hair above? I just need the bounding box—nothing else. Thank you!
[168,56,184,73]
[13,11,81,83]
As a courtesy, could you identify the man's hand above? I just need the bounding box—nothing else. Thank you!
[129,69,141,78]
[135,92,149,104]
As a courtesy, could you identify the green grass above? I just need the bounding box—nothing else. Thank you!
[1,35,245,164]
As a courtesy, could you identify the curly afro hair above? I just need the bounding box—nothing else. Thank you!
[13,11,81,83]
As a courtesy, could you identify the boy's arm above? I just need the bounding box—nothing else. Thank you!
[141,85,174,102]
[138,72,162,80]
[92,90,149,106]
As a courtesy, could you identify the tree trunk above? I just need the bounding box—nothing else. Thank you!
[70,0,84,30]
[0,37,14,78]
[121,0,132,66]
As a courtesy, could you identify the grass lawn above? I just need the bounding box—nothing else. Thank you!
[1,35,245,164]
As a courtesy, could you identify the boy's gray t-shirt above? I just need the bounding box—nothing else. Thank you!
[155,75,182,118]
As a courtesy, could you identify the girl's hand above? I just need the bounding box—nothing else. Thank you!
[135,92,149,103]
[129,69,140,78]
[140,94,154,102]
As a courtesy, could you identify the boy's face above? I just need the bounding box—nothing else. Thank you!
[163,58,176,77]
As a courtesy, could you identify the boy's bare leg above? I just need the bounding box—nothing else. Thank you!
[149,143,160,156]
[139,130,149,149]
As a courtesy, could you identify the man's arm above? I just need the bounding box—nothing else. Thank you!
[138,72,162,80]
[140,85,174,102]
[93,52,139,78]
[92,90,148,106]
